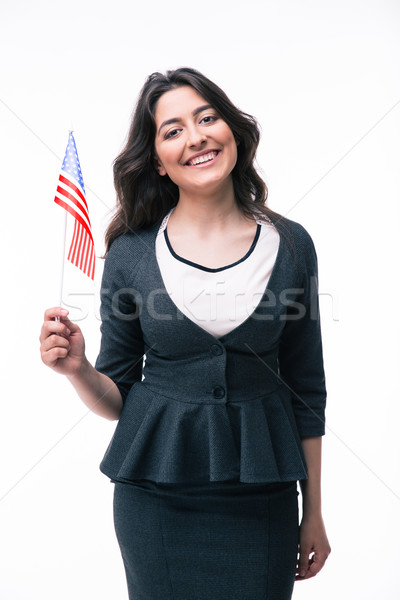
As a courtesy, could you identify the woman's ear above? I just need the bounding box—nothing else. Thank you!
[154,155,167,176]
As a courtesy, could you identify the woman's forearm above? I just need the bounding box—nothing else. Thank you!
[67,357,123,421]
[297,436,331,579]
[299,436,323,518]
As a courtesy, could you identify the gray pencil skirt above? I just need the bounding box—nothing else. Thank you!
[112,478,299,600]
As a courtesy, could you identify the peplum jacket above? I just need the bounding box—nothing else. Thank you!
[94,214,327,484]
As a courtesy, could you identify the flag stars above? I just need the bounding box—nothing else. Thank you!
[60,133,86,193]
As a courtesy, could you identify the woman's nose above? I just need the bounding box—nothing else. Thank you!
[187,125,207,148]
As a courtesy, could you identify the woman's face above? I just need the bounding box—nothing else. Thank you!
[153,86,238,196]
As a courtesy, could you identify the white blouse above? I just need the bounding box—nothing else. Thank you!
[155,208,280,338]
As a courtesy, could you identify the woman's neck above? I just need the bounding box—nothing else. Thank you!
[171,179,251,234]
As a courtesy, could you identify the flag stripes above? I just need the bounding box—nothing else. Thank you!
[67,220,95,280]
[54,132,95,280]
[59,173,88,210]
[56,180,91,226]
[54,189,94,244]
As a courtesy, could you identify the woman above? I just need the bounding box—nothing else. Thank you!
[40,67,331,600]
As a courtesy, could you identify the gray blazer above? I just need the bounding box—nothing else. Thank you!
[95,214,327,484]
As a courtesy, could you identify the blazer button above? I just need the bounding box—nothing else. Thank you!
[210,344,223,356]
[213,386,225,399]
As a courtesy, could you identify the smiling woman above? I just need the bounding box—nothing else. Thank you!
[104,68,287,251]
[40,67,330,600]
[153,86,239,201]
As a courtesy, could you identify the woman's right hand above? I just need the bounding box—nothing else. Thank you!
[40,307,86,376]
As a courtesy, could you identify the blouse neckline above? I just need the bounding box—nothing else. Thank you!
[163,223,262,273]
[160,207,266,273]
[153,218,283,343]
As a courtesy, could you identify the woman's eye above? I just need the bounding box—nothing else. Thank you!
[165,129,180,139]
[201,115,218,124]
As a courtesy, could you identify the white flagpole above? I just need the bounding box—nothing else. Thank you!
[55,209,68,324]
[56,210,68,321]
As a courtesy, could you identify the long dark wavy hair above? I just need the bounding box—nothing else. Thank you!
[105,67,289,253]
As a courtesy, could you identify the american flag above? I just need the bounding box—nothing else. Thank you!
[54,132,95,280]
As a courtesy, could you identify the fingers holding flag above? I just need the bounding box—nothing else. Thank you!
[40,307,86,375]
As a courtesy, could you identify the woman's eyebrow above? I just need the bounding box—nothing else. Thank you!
[157,104,213,136]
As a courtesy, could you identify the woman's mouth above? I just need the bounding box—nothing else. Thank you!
[186,151,220,167]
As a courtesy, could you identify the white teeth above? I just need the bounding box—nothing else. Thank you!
[188,152,217,166]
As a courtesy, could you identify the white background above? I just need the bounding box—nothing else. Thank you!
[1,0,399,598]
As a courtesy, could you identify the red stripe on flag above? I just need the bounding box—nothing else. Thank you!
[59,174,88,211]
[79,231,87,271]
[65,222,95,280]
[73,222,83,265]
[54,197,94,245]
[88,244,95,280]
[56,185,91,227]
[68,220,78,262]
[82,231,90,274]
[76,224,85,269]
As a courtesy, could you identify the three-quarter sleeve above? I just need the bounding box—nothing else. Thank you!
[278,231,327,437]
[94,237,145,403]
